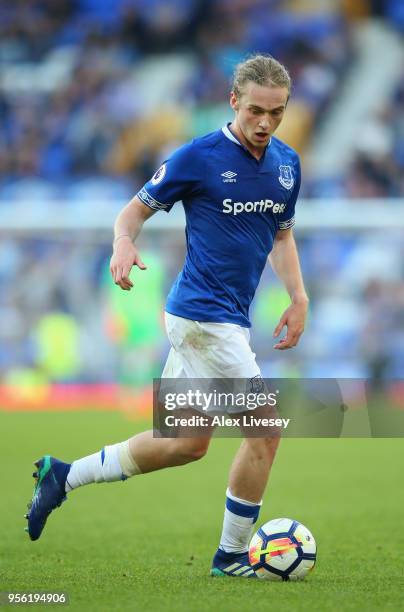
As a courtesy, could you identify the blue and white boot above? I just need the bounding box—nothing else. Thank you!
[210,548,256,578]
[25,455,71,541]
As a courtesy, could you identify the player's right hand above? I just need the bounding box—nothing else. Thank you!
[109,238,147,291]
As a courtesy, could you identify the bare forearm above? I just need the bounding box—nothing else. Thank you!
[269,230,308,303]
[113,198,150,244]
[110,197,155,290]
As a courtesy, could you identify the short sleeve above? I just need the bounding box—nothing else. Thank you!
[278,155,301,230]
[137,141,202,213]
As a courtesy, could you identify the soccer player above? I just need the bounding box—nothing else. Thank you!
[26,55,308,578]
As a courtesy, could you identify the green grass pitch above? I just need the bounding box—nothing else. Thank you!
[1,410,403,612]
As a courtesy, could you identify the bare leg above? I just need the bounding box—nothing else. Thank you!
[65,406,214,490]
[228,436,280,502]
[215,436,280,555]
[128,431,211,473]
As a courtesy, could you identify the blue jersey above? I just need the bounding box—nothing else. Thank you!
[137,124,301,327]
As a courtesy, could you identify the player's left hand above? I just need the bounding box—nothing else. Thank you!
[273,301,308,350]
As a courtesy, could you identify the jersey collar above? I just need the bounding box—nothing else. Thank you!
[222,124,241,146]
[221,123,272,158]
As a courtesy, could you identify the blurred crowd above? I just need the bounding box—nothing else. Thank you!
[309,73,404,198]
[1,0,398,201]
[1,230,403,385]
[0,0,402,200]
[347,77,404,198]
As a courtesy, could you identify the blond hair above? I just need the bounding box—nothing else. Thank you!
[232,54,291,98]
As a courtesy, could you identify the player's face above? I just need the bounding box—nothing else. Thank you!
[230,82,289,156]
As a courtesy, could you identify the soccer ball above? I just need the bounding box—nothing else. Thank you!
[249,518,316,581]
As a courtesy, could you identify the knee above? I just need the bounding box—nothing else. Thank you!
[174,439,209,463]
[187,445,208,461]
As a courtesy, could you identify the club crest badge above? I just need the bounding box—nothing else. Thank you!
[151,163,167,185]
[278,165,294,190]
[249,375,265,394]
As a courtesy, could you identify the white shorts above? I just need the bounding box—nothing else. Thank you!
[162,312,261,379]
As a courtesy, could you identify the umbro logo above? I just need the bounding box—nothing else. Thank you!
[221,170,237,183]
